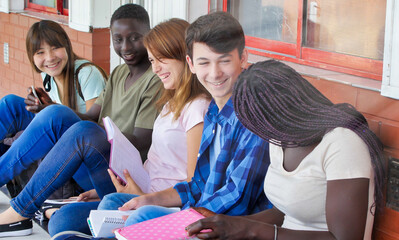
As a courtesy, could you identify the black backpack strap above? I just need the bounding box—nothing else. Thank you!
[43,74,51,92]
[74,63,87,101]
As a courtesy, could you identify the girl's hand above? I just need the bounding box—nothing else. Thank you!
[186,214,261,240]
[118,194,151,211]
[25,87,54,113]
[108,169,145,195]
[76,189,99,202]
[191,207,216,218]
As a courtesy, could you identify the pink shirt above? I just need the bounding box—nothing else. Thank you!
[144,97,210,192]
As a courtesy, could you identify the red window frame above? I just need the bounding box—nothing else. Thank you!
[209,0,383,80]
[26,0,68,16]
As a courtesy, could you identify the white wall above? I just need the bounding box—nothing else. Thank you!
[188,0,208,23]
[382,0,399,99]
[0,0,24,13]
[69,0,112,32]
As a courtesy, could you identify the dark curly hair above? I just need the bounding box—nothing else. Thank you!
[233,59,385,211]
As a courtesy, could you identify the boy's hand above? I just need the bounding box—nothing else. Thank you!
[108,169,145,195]
[76,189,100,202]
[25,87,54,113]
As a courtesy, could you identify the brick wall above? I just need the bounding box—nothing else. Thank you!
[305,76,399,240]
[0,12,110,99]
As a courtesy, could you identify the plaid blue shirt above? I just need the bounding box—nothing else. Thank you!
[174,98,270,216]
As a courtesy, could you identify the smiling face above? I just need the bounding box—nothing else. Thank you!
[148,50,184,90]
[33,41,68,81]
[187,42,248,109]
[111,18,149,66]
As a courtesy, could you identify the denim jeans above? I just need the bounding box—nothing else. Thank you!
[49,193,137,237]
[0,95,97,191]
[98,193,180,227]
[0,101,81,186]
[0,95,35,156]
[7,116,116,218]
[48,201,100,236]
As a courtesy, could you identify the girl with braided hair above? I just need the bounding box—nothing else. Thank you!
[187,60,384,240]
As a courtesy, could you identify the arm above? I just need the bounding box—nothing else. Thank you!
[78,62,107,113]
[124,128,153,156]
[85,98,97,112]
[76,102,101,121]
[118,187,182,211]
[185,122,204,180]
[188,178,370,240]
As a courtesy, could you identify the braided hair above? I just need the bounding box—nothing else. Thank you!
[232,59,384,209]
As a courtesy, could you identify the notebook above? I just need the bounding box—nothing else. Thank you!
[87,210,135,238]
[114,209,205,240]
[103,116,151,193]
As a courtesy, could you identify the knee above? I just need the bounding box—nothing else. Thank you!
[34,105,80,128]
[48,202,98,236]
[1,94,20,103]
[0,94,24,108]
[65,121,106,143]
[48,206,75,236]
[125,205,165,226]
[38,105,74,120]
[98,193,126,210]
[68,121,102,134]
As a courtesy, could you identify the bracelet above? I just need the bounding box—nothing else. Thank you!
[273,224,278,240]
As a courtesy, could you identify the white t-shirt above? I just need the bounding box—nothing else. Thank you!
[41,59,106,113]
[144,97,210,192]
[264,127,375,240]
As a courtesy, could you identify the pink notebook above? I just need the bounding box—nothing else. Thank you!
[114,209,205,240]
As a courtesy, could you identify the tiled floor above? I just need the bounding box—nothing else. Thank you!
[0,188,50,240]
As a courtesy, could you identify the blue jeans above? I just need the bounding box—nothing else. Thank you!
[49,193,136,237]
[98,193,180,227]
[0,95,94,192]
[0,95,35,156]
[0,101,81,186]
[48,201,100,236]
[8,117,116,218]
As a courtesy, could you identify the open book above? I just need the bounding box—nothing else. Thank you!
[114,209,204,240]
[87,210,135,238]
[103,116,151,193]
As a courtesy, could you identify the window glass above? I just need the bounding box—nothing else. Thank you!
[228,0,298,43]
[29,0,55,8]
[63,0,68,9]
[305,0,386,60]
[209,0,224,12]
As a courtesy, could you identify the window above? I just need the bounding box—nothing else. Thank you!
[210,0,386,80]
[26,0,68,16]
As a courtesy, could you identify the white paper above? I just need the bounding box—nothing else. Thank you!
[103,116,151,193]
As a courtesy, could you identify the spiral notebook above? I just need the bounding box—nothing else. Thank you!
[114,209,205,240]
[87,210,135,238]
